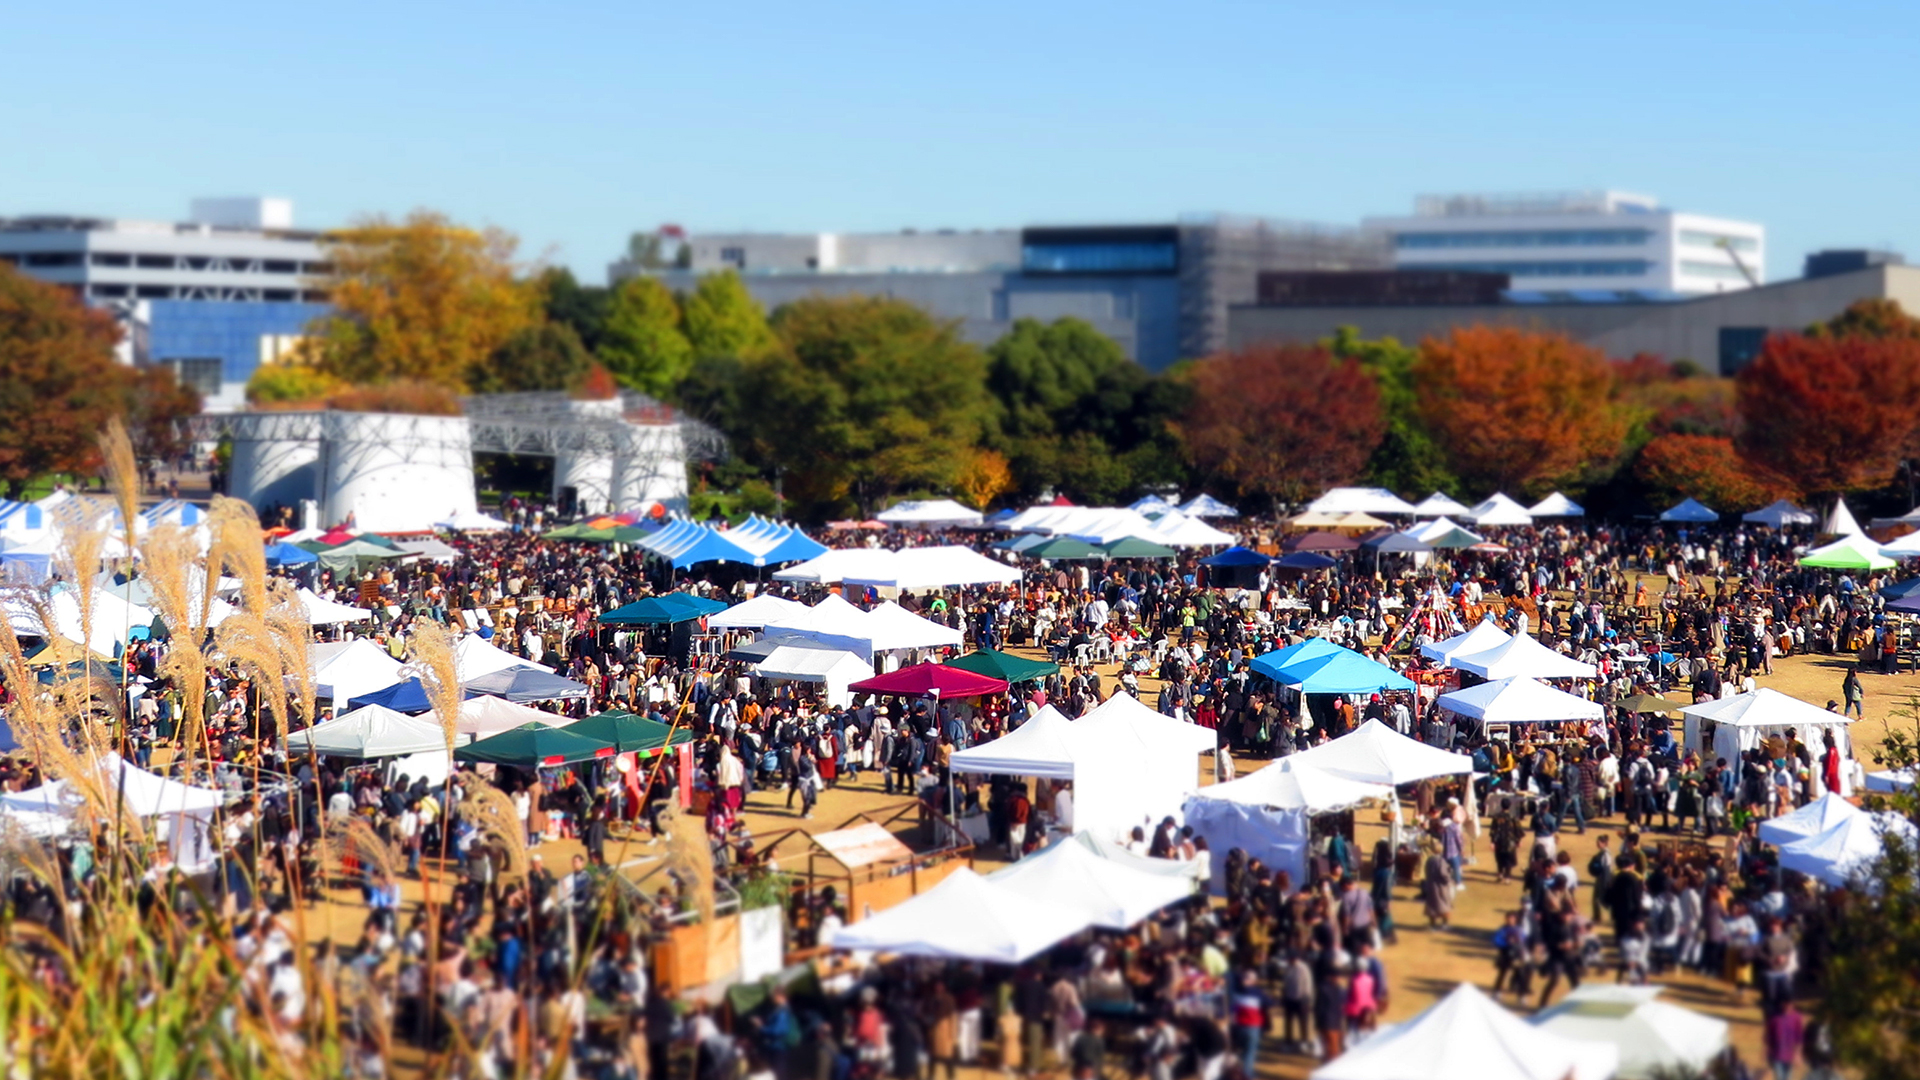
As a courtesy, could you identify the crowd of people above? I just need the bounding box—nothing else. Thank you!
[2,502,1904,1079]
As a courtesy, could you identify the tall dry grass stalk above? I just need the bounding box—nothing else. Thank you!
[139,523,211,766]
[408,619,462,754]
[661,803,715,924]
[457,784,529,875]
[98,417,140,557]
[322,814,400,884]
[213,612,288,745]
[207,496,266,616]
[265,580,316,729]
[0,609,107,822]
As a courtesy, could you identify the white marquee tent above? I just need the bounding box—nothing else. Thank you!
[298,588,373,625]
[1149,509,1237,547]
[1305,487,1419,516]
[1528,492,1585,517]
[949,706,1079,780]
[1777,811,1916,887]
[1449,633,1599,680]
[1742,500,1814,529]
[750,644,874,708]
[1470,493,1534,527]
[707,593,811,630]
[988,834,1197,929]
[827,867,1088,963]
[1660,497,1719,523]
[436,508,512,532]
[1178,494,1239,519]
[312,639,404,704]
[1192,757,1391,812]
[1758,791,1861,847]
[1436,677,1604,724]
[6,587,153,656]
[876,499,985,527]
[286,704,461,758]
[1419,619,1511,663]
[1406,517,1485,546]
[1411,492,1472,517]
[1287,719,1476,787]
[841,546,1021,589]
[1532,984,1725,1080]
[1823,497,1864,537]
[1,754,223,871]
[458,695,573,739]
[1680,689,1858,794]
[1312,982,1615,1080]
[770,548,882,584]
[454,633,548,682]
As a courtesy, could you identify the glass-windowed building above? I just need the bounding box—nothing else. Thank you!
[1366,192,1765,299]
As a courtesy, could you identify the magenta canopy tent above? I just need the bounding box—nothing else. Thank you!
[849,662,1009,698]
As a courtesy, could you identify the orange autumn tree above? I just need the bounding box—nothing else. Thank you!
[1415,326,1630,499]
[1634,433,1797,512]
[1735,332,1920,496]
[1178,344,1383,508]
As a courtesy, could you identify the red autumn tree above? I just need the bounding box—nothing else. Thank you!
[1634,433,1797,512]
[1414,325,1630,498]
[1178,344,1383,507]
[1735,332,1920,495]
[0,264,128,497]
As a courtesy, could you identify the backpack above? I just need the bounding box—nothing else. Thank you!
[1651,897,1678,938]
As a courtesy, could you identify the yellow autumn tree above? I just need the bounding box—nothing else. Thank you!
[310,211,538,392]
[954,448,1014,509]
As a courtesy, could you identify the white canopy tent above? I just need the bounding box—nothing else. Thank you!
[1312,982,1615,1080]
[1777,811,1916,887]
[1419,619,1511,663]
[875,499,985,527]
[1528,492,1585,517]
[826,867,1088,963]
[1660,498,1719,523]
[1192,757,1391,812]
[707,593,810,630]
[1866,768,1915,793]
[1,754,223,872]
[454,634,548,682]
[6,587,153,656]
[1406,517,1485,545]
[1410,492,1472,517]
[948,706,1079,780]
[761,594,885,660]
[286,704,462,758]
[312,639,404,704]
[1177,494,1239,519]
[458,695,573,739]
[1288,719,1476,787]
[1149,509,1237,547]
[394,538,460,563]
[1470,493,1534,527]
[1801,532,1897,569]
[1450,633,1599,680]
[1823,497,1864,537]
[864,601,966,651]
[841,545,1020,589]
[1742,500,1814,529]
[770,548,885,584]
[1436,677,1604,724]
[1532,984,1726,1080]
[1758,791,1862,847]
[1305,487,1419,516]
[1879,529,1920,558]
[1680,689,1858,795]
[750,645,874,708]
[987,834,1197,929]
[298,588,373,625]
[436,508,512,532]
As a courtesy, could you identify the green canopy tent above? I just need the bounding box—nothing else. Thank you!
[565,710,694,755]
[599,593,730,626]
[946,649,1058,684]
[1022,536,1106,560]
[542,523,594,541]
[1100,537,1178,559]
[1798,534,1897,571]
[310,539,404,573]
[453,722,616,767]
[1617,693,1689,715]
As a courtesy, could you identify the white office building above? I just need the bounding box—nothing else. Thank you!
[1367,192,1765,298]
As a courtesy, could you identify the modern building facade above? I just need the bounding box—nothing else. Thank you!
[0,198,329,410]
[1227,253,1915,375]
[1365,192,1765,299]
[614,217,1390,370]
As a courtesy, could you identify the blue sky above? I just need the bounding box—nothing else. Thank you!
[6,1,1917,283]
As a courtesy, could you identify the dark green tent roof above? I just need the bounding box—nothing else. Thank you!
[452,722,614,767]
[1100,537,1177,559]
[945,649,1058,684]
[1023,536,1105,560]
[599,593,729,625]
[565,710,694,755]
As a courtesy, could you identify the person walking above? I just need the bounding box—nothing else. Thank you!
[1842,666,1864,719]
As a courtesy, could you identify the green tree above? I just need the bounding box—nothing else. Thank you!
[535,267,611,353]
[686,296,991,518]
[1813,697,1920,1080]
[468,321,595,393]
[246,362,344,405]
[682,271,775,361]
[1327,327,1455,496]
[1808,297,1920,341]
[600,276,692,398]
[0,264,129,496]
[983,317,1181,502]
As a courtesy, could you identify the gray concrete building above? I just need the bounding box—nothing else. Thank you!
[1227,253,1918,374]
[613,218,1389,371]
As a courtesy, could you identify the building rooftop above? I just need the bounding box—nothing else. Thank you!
[1409,191,1662,218]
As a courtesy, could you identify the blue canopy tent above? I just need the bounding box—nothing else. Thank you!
[265,541,319,567]
[348,677,481,713]
[1253,640,1412,695]
[1250,638,1345,682]
[1275,551,1338,570]
[635,519,760,570]
[1199,546,1271,568]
